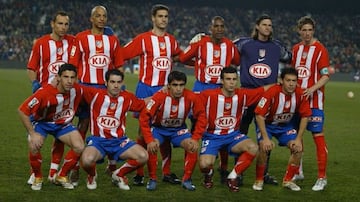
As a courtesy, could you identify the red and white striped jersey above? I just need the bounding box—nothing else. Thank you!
[291,41,330,109]
[82,88,145,139]
[27,34,75,85]
[179,36,240,84]
[200,87,264,135]
[139,89,207,144]
[255,84,312,124]
[69,30,124,85]
[123,31,182,86]
[18,84,83,125]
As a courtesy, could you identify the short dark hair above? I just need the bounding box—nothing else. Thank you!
[297,15,316,30]
[58,63,77,76]
[280,67,298,79]
[151,4,169,16]
[167,70,187,84]
[105,69,124,82]
[52,11,69,22]
[220,66,238,79]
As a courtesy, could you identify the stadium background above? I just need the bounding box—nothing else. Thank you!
[0,0,359,81]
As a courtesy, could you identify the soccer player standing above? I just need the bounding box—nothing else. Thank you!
[26,11,75,185]
[122,4,182,187]
[139,71,207,191]
[291,16,330,191]
[18,64,85,190]
[233,14,292,185]
[252,67,311,191]
[80,69,148,190]
[69,5,124,185]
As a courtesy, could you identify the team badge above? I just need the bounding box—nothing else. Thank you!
[214,50,220,58]
[171,105,178,112]
[110,102,117,110]
[57,47,63,55]
[64,98,69,105]
[259,49,266,58]
[302,52,308,59]
[96,40,103,48]
[285,101,290,108]
[225,102,231,110]
[159,42,166,50]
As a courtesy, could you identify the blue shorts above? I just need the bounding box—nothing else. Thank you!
[192,80,221,93]
[200,131,248,156]
[76,82,106,119]
[307,109,324,133]
[133,82,163,118]
[256,123,297,147]
[33,122,78,139]
[85,136,136,163]
[152,126,191,147]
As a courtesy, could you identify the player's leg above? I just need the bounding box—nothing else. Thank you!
[161,139,180,184]
[48,138,65,183]
[282,133,302,191]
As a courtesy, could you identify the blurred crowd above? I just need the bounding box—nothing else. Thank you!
[1,0,359,73]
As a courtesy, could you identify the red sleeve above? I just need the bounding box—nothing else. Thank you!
[189,92,206,141]
[27,38,41,71]
[178,42,199,63]
[122,35,143,60]
[69,36,82,68]
[242,87,265,107]
[232,44,241,66]
[138,93,163,144]
[112,36,124,68]
[18,89,46,116]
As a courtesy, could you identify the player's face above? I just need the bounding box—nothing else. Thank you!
[106,75,123,97]
[281,74,298,94]
[51,15,69,39]
[168,80,185,99]
[90,7,107,29]
[57,70,77,92]
[221,73,238,94]
[256,19,272,39]
[299,24,314,45]
[210,19,225,41]
[152,10,168,30]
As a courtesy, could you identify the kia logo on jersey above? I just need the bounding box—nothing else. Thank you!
[88,54,111,68]
[273,113,293,123]
[215,116,236,129]
[249,63,271,78]
[97,115,120,129]
[205,65,224,77]
[152,56,171,70]
[161,118,183,127]
[48,61,66,74]
[53,109,75,121]
[295,66,311,79]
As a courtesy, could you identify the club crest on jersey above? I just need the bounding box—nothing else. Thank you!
[53,109,75,121]
[171,105,178,112]
[295,66,311,79]
[96,40,103,48]
[88,54,110,68]
[48,60,65,74]
[285,101,290,108]
[57,47,63,55]
[159,42,166,50]
[205,65,223,77]
[110,102,117,110]
[152,56,171,70]
[214,50,220,58]
[302,52,307,59]
[225,102,231,110]
[97,115,120,129]
[259,49,266,58]
[215,116,236,129]
[249,64,271,78]
[28,97,39,108]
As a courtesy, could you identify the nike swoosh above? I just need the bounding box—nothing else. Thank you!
[258,58,265,62]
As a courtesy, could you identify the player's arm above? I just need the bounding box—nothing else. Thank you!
[254,96,274,152]
[303,68,330,99]
[27,69,41,93]
[274,39,292,64]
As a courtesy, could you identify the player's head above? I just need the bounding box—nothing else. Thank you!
[280,67,298,94]
[251,14,272,41]
[51,11,70,39]
[210,16,225,43]
[105,69,124,97]
[167,71,186,99]
[297,16,316,44]
[57,63,77,92]
[220,67,238,95]
[151,4,169,30]
[90,5,107,29]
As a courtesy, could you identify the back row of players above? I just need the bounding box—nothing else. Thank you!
[21,4,329,192]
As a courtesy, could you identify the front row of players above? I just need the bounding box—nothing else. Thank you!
[19,65,312,192]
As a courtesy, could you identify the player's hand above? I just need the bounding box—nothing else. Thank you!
[104,26,114,36]
[28,132,44,151]
[147,141,159,154]
[260,139,274,152]
[189,33,205,44]
[289,140,302,153]
[303,87,315,99]
[32,80,41,93]
[186,139,199,153]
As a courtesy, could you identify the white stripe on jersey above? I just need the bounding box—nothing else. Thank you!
[87,35,97,84]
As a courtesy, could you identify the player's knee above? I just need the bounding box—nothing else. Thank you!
[137,149,149,165]
[247,142,259,155]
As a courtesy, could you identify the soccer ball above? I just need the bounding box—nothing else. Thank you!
[347,91,354,99]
